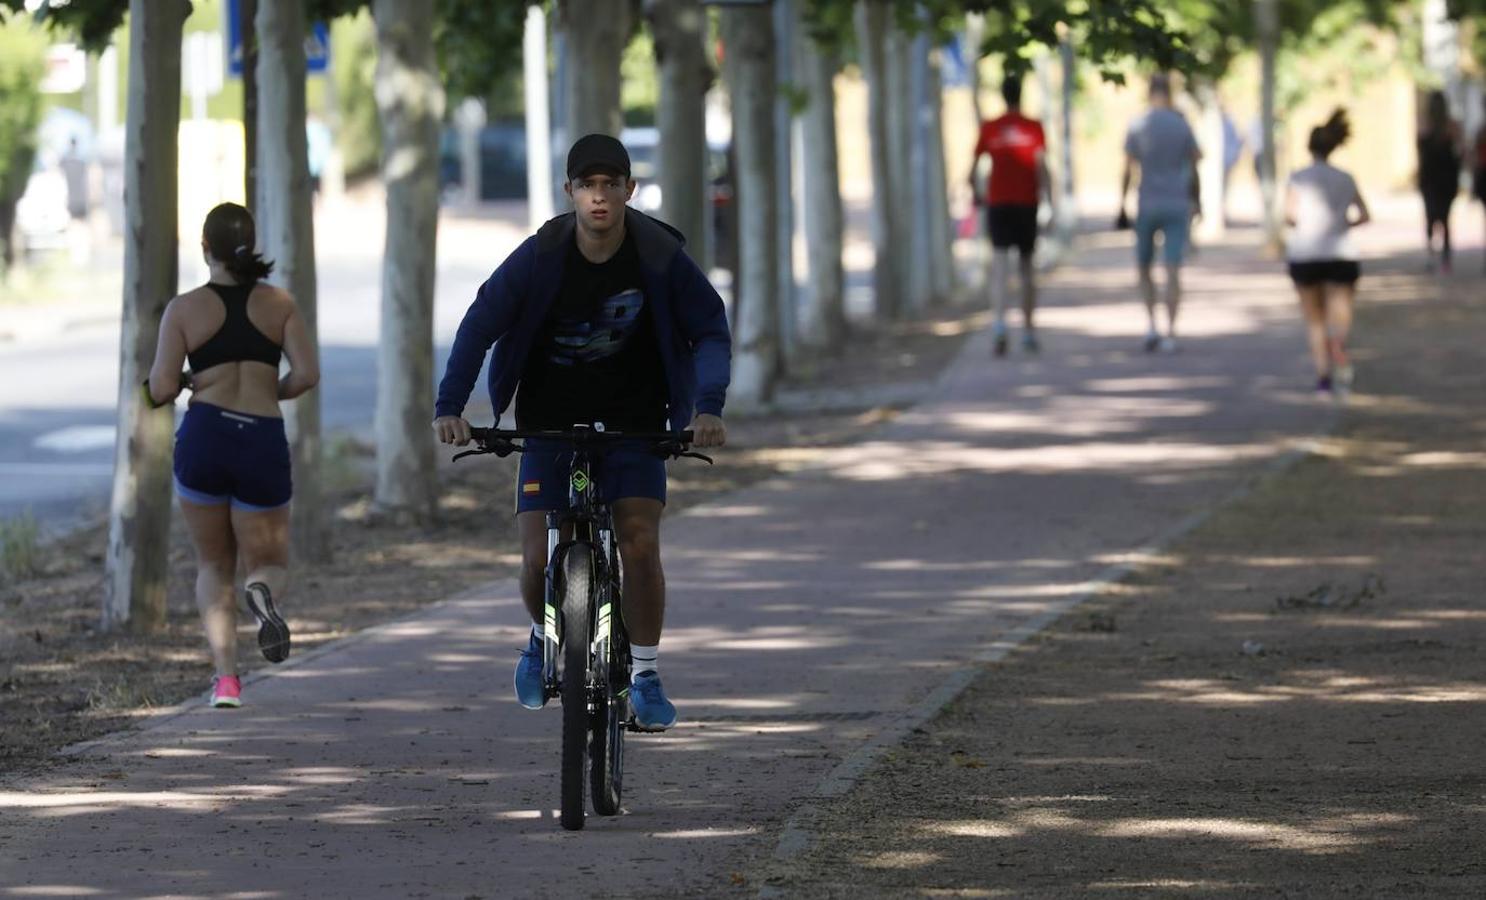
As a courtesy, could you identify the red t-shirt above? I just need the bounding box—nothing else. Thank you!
[974,112,1045,207]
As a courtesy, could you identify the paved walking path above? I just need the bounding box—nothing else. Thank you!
[0,222,1371,897]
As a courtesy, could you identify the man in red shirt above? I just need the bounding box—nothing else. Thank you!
[968,74,1050,356]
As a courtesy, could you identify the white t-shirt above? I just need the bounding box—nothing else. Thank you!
[1286,162,1360,262]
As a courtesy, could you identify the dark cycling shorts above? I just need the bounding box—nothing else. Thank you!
[985,204,1038,254]
[1288,259,1360,286]
[174,402,292,511]
[1422,190,1455,224]
[514,439,667,514]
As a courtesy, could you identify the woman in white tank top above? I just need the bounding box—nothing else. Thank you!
[1284,109,1371,399]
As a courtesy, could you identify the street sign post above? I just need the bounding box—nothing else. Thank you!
[226,0,330,76]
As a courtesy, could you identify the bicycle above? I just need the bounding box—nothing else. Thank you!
[454,424,711,831]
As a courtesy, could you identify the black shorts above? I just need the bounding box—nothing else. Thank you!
[985,204,1038,254]
[1288,260,1360,286]
[1422,190,1455,224]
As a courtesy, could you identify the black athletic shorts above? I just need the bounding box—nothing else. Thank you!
[1288,259,1360,286]
[985,204,1038,254]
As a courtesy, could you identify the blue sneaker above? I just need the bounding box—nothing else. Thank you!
[514,631,546,710]
[629,671,677,731]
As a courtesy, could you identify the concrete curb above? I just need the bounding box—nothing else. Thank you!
[757,433,1340,895]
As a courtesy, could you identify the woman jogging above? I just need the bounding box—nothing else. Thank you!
[145,202,319,708]
[1417,90,1463,274]
[1284,110,1370,400]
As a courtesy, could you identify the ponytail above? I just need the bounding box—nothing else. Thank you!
[227,242,274,282]
[1307,108,1351,159]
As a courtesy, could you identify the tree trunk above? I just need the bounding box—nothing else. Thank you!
[257,0,328,563]
[773,0,799,363]
[798,34,847,351]
[645,0,710,262]
[855,0,901,322]
[885,18,922,315]
[1256,0,1281,253]
[104,0,191,632]
[523,5,555,230]
[924,44,954,304]
[1195,83,1226,243]
[558,0,631,140]
[242,0,259,211]
[372,0,442,523]
[905,26,934,311]
[964,14,984,125]
[719,5,778,410]
[1057,35,1076,240]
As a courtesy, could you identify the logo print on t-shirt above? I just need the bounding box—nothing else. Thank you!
[548,288,645,365]
[992,124,1038,150]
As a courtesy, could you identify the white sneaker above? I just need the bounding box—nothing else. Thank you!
[1158,336,1179,354]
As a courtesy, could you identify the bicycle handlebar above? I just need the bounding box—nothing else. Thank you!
[453,426,710,464]
[468,427,694,443]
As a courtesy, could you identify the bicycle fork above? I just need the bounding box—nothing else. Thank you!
[541,512,564,702]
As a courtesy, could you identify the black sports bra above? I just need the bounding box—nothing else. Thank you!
[187,282,283,373]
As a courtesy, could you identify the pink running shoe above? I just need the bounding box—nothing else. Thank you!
[210,675,242,708]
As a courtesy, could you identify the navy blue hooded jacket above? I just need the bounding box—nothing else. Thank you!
[434,208,731,429]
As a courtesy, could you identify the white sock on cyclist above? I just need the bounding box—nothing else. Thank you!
[631,644,659,678]
[531,622,543,641]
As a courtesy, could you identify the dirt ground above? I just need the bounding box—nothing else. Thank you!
[765,268,1486,896]
[0,303,985,777]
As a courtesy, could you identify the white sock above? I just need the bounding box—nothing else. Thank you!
[531,622,543,640]
[631,643,659,677]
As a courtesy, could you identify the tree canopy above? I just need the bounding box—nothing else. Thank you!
[803,0,1486,84]
[0,0,132,51]
[803,0,1202,78]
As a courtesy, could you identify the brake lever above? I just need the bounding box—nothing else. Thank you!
[452,437,520,462]
[679,450,713,464]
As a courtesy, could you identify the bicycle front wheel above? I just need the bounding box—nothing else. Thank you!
[559,543,594,832]
[590,599,627,816]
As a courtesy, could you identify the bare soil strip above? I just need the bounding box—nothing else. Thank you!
[766,265,1486,897]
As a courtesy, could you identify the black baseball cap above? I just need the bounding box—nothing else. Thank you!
[566,133,631,180]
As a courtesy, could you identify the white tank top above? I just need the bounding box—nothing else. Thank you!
[1286,162,1360,262]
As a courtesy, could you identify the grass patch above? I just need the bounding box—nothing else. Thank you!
[0,511,41,580]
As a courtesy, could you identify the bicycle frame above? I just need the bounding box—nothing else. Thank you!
[538,430,623,708]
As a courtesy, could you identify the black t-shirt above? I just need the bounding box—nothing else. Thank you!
[515,232,668,431]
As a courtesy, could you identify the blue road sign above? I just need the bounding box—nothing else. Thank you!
[227,0,330,76]
[941,35,971,88]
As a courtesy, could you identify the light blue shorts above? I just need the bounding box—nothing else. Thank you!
[1135,206,1191,267]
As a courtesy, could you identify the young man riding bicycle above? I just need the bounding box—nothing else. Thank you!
[432,133,732,731]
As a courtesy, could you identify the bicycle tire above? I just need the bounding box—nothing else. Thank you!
[559,543,594,831]
[590,575,626,816]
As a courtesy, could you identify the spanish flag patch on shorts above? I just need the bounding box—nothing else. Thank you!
[522,481,542,495]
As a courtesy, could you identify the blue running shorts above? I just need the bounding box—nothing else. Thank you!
[173,402,292,511]
[1135,206,1191,267]
[515,439,666,513]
